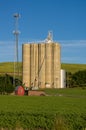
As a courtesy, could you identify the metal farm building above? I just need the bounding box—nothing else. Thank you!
[22,40,61,89]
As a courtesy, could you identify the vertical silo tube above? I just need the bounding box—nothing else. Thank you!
[30,43,38,88]
[38,43,45,88]
[45,43,52,88]
[30,44,35,88]
[51,43,54,88]
[34,44,38,88]
[22,44,30,88]
[54,43,61,88]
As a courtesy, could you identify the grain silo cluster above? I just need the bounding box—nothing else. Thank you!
[22,36,61,89]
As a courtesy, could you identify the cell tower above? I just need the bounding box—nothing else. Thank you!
[13,13,20,86]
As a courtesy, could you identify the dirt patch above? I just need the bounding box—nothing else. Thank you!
[28,90,46,96]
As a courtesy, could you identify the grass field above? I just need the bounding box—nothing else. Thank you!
[61,63,86,73]
[44,87,86,96]
[0,62,86,74]
[0,62,22,73]
[0,88,86,112]
[0,62,86,129]
[0,88,86,130]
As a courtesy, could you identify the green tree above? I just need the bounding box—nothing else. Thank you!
[0,74,14,94]
[5,74,14,94]
[0,74,22,94]
[71,70,86,87]
[0,76,5,94]
[66,72,73,88]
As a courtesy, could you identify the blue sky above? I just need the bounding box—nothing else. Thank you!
[0,0,86,63]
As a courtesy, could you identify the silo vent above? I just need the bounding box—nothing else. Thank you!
[45,31,53,43]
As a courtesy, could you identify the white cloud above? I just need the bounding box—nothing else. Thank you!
[0,40,86,63]
[59,40,86,47]
[61,56,86,64]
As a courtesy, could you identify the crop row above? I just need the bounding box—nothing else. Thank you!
[0,95,86,129]
[0,110,86,130]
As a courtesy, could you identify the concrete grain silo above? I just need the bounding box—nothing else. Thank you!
[53,43,61,88]
[38,43,45,88]
[45,43,52,88]
[22,32,61,89]
[22,44,30,88]
[30,44,38,88]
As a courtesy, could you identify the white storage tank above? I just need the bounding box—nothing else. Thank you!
[61,69,66,88]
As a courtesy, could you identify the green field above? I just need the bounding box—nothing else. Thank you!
[0,62,22,73]
[61,63,86,73]
[0,62,86,74]
[0,88,86,130]
[44,87,86,96]
[0,62,86,129]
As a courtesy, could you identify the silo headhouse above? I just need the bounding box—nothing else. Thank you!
[22,32,61,89]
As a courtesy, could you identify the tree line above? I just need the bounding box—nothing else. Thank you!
[0,70,86,94]
[66,70,86,88]
[0,74,22,94]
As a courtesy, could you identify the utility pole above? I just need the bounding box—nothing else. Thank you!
[13,13,20,86]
